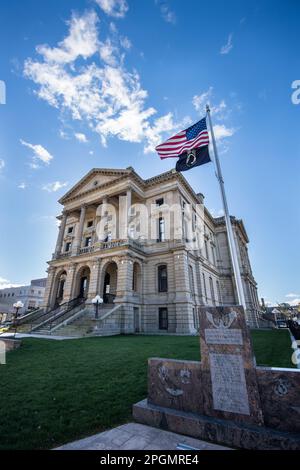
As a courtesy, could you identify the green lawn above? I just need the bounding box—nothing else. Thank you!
[0,330,293,450]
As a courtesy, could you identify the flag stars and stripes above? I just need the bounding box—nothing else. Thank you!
[155,117,209,159]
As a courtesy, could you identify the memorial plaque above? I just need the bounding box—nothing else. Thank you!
[199,306,264,425]
[209,353,250,415]
[205,328,243,345]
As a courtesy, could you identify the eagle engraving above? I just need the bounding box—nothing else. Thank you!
[206,309,237,329]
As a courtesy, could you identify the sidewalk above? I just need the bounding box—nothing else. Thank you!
[55,423,232,451]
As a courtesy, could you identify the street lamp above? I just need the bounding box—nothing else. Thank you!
[13,301,24,336]
[92,295,103,319]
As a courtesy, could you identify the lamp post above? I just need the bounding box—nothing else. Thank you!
[13,301,24,336]
[92,295,103,320]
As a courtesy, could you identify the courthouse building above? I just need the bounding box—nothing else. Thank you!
[39,167,260,335]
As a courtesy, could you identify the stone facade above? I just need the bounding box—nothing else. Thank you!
[42,167,261,332]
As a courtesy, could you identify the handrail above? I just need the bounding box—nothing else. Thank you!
[15,307,44,326]
[29,300,71,331]
[48,298,85,331]
[31,297,85,333]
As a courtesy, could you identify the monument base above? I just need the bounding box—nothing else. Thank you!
[133,399,300,450]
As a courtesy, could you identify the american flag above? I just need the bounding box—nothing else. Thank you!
[155,117,209,159]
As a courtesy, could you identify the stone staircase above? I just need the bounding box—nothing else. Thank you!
[29,298,86,335]
[53,304,125,337]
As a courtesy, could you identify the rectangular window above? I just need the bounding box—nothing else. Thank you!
[209,277,216,305]
[65,242,72,252]
[205,240,209,260]
[87,220,93,228]
[85,237,92,247]
[158,217,165,242]
[202,273,207,300]
[67,226,73,234]
[159,308,168,330]
[156,198,164,207]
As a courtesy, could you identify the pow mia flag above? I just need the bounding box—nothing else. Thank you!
[175,145,211,172]
[155,116,211,172]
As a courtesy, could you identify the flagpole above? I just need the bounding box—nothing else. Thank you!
[206,104,247,311]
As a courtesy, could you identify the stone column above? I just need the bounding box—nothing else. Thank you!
[42,266,56,310]
[54,212,67,256]
[63,263,77,302]
[72,205,86,255]
[115,257,133,301]
[87,258,102,301]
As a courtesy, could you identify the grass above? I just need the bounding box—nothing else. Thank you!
[0,330,293,450]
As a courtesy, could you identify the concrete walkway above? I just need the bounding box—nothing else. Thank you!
[0,332,79,340]
[56,423,231,451]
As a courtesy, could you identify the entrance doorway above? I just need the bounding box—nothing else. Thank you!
[102,262,118,304]
[75,267,90,300]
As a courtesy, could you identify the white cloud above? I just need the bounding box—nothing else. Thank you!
[18,182,27,189]
[74,132,88,143]
[156,1,176,24]
[220,33,233,55]
[20,139,53,165]
[36,11,99,64]
[213,124,235,140]
[120,36,131,50]
[209,208,224,218]
[0,277,23,289]
[24,10,185,154]
[0,159,5,171]
[89,150,94,155]
[288,298,300,307]
[95,0,128,18]
[42,181,68,192]
[192,87,236,145]
[192,87,213,113]
[286,293,300,298]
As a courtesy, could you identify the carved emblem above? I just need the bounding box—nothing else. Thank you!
[180,368,191,384]
[158,365,184,397]
[206,309,237,329]
[274,378,290,396]
[186,150,197,167]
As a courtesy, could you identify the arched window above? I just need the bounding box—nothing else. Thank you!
[158,265,168,292]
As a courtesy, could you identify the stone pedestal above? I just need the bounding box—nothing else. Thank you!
[133,306,300,450]
[199,306,263,426]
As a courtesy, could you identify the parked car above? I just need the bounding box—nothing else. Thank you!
[276,320,288,328]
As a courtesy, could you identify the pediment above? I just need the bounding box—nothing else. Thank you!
[59,168,131,204]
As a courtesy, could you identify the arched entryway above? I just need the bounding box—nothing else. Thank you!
[52,270,67,308]
[101,261,118,304]
[74,266,91,300]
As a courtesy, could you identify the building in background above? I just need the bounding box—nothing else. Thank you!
[39,167,261,335]
[0,279,46,319]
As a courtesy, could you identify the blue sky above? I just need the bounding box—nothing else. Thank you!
[0,0,299,306]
